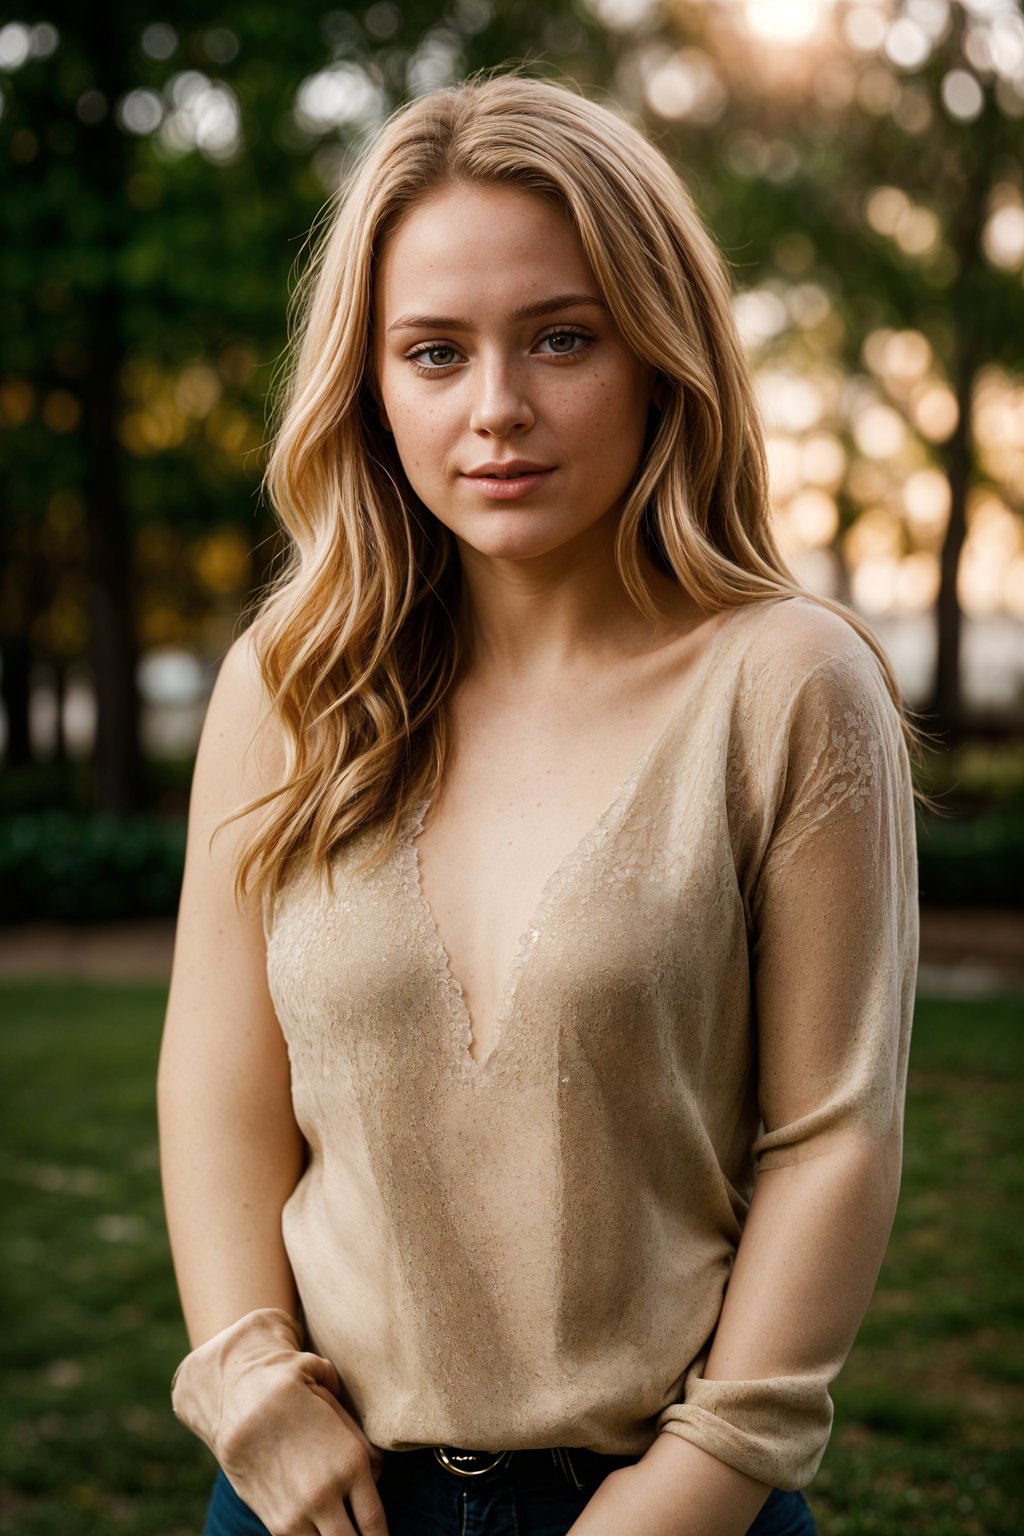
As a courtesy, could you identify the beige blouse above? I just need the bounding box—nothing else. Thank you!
[262,593,919,1492]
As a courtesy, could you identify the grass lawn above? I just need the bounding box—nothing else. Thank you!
[1,980,1022,1535]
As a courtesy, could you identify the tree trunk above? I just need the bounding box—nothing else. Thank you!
[0,633,32,769]
[931,338,976,738]
[83,281,140,813]
[52,658,68,763]
[80,13,140,814]
[925,0,990,742]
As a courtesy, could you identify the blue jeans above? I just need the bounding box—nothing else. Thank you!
[203,1445,819,1535]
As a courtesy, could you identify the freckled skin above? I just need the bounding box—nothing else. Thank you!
[371,182,665,568]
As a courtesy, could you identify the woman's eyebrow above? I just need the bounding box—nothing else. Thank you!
[386,293,606,334]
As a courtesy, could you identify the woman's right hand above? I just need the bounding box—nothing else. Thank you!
[171,1308,389,1536]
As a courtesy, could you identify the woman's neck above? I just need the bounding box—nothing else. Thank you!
[454,537,707,692]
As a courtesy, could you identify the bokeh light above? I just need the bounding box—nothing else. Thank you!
[642,47,728,122]
[941,67,985,119]
[294,62,386,134]
[0,21,31,71]
[158,71,243,163]
[903,468,952,539]
[983,199,1024,270]
[885,17,931,69]
[745,0,829,45]
[141,23,178,62]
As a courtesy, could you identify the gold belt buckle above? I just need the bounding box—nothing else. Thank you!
[433,1445,514,1478]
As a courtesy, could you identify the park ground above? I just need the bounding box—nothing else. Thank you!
[0,906,1021,991]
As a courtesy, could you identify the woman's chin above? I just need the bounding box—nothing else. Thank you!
[452,525,594,565]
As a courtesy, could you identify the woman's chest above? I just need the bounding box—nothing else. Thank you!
[266,715,746,1095]
[408,724,671,1067]
[407,645,750,1064]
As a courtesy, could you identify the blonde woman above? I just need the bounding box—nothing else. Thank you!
[158,70,924,1536]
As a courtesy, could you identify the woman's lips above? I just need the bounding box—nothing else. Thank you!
[463,469,555,500]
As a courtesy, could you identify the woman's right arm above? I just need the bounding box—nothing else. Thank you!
[157,628,388,1536]
[157,627,304,1343]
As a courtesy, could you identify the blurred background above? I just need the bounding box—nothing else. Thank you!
[0,2,1021,1533]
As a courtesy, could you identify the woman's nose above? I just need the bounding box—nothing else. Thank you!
[468,356,535,436]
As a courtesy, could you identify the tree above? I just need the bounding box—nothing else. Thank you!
[605,0,1024,735]
[0,1,614,808]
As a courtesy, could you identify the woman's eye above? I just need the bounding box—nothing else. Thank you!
[405,345,463,371]
[537,328,592,354]
[409,344,460,369]
[541,330,587,355]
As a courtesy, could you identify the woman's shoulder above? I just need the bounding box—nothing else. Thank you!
[738,592,884,705]
[725,595,905,837]
[190,624,286,837]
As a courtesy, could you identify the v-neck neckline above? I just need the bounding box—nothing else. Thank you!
[399,600,765,1083]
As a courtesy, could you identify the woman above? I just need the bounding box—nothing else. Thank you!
[158,70,927,1536]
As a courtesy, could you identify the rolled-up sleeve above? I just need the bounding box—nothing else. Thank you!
[655,641,919,1489]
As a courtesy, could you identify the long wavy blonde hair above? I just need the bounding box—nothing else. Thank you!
[222,67,937,908]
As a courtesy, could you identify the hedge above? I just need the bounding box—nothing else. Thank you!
[0,799,1020,923]
[0,812,187,924]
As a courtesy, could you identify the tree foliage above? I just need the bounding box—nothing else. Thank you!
[611,0,1024,733]
[0,1,613,806]
[2,1,1021,810]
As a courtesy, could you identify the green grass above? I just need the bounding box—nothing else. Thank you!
[0,982,211,1536]
[1,982,1022,1534]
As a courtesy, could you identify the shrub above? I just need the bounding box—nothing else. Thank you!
[0,812,186,923]
[916,794,1024,908]
[0,794,1020,923]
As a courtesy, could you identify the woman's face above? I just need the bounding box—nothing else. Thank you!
[371,181,664,566]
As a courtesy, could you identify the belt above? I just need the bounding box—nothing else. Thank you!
[431,1444,595,1489]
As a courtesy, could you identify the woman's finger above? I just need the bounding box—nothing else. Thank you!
[299,1486,366,1536]
[316,1517,361,1536]
[303,1352,343,1399]
[346,1465,391,1536]
[300,1446,386,1536]
[302,1510,357,1536]
[264,1480,360,1536]
[306,1380,383,1473]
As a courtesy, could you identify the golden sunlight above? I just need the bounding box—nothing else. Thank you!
[744,0,831,44]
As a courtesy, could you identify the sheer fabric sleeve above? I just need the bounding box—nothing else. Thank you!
[655,640,919,1489]
[748,643,919,1171]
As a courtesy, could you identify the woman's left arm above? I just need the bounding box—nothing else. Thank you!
[568,639,920,1535]
[567,1140,901,1535]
